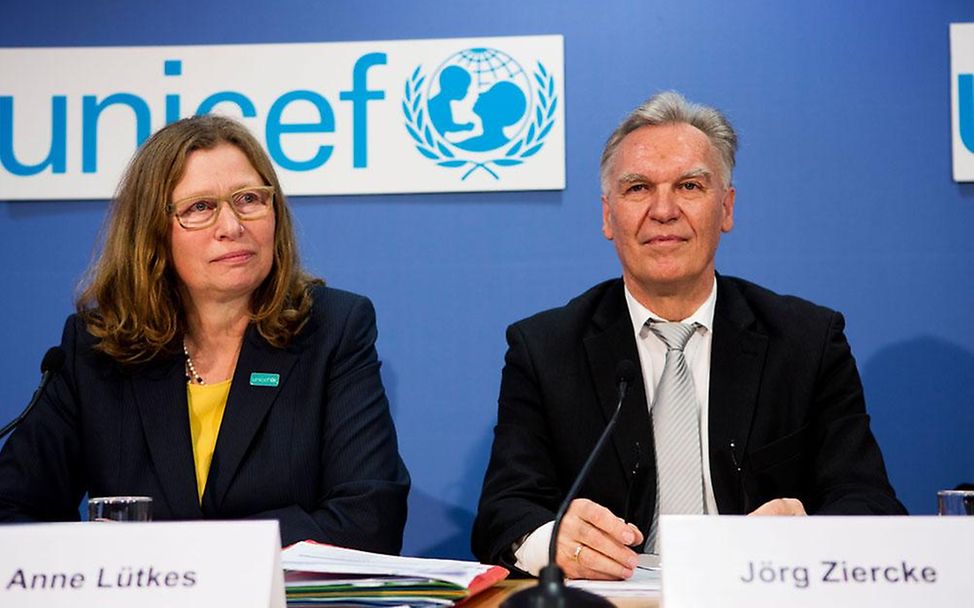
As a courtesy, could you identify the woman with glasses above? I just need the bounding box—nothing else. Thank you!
[0,115,410,554]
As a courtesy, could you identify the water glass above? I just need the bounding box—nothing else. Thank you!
[88,496,153,522]
[937,490,974,516]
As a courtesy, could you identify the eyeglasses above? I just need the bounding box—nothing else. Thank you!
[168,186,275,230]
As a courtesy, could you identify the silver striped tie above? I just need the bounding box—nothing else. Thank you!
[647,321,704,552]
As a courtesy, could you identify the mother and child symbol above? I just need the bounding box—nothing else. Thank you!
[428,65,528,153]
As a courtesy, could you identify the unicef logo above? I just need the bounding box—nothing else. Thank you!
[403,47,558,180]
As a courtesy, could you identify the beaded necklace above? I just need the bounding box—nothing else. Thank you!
[183,340,205,385]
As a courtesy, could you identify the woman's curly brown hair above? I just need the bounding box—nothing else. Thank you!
[76,114,322,364]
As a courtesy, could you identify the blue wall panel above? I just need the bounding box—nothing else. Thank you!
[2,0,973,558]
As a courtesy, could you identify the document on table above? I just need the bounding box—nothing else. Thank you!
[280,541,508,606]
[566,554,661,597]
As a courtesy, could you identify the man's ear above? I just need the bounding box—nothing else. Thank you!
[720,186,735,233]
[602,195,614,240]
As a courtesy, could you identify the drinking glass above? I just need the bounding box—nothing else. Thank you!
[937,490,974,516]
[88,496,153,522]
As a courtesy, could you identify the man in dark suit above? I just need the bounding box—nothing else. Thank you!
[472,91,904,580]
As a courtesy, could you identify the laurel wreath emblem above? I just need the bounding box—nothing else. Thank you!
[402,61,558,180]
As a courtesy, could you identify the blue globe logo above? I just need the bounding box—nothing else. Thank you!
[426,48,532,153]
[403,47,558,180]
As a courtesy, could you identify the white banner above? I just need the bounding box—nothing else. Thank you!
[0,35,565,200]
[0,521,284,608]
[951,23,974,181]
[661,515,974,608]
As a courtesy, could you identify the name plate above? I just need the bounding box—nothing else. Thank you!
[0,520,284,608]
[660,515,974,607]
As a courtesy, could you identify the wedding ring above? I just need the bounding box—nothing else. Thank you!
[572,544,583,561]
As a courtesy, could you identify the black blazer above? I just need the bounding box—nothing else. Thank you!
[0,286,410,554]
[472,276,905,569]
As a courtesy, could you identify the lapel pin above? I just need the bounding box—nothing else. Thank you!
[249,372,280,387]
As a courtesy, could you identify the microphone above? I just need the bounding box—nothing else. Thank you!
[502,360,637,608]
[0,347,65,441]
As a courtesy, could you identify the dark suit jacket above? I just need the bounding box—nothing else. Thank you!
[472,276,905,570]
[0,286,410,554]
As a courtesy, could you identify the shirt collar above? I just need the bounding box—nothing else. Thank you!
[624,276,718,337]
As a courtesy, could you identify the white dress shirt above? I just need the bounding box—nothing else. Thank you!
[513,277,719,576]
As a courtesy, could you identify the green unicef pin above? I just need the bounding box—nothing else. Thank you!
[249,372,280,387]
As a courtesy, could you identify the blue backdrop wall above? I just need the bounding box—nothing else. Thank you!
[2,1,973,558]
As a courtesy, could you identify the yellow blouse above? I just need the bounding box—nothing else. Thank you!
[186,379,231,501]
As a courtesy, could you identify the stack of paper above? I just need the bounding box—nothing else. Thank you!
[567,555,661,599]
[281,541,508,607]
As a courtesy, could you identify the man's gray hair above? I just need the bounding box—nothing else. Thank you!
[599,91,738,193]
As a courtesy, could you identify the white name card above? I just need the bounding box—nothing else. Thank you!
[660,515,974,607]
[0,520,284,608]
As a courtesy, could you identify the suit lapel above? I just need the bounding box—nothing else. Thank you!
[708,276,767,513]
[132,354,203,518]
[203,327,299,510]
[583,281,653,513]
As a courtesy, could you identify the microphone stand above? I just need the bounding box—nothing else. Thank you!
[502,361,636,608]
[0,347,65,441]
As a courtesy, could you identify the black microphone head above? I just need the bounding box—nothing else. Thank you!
[41,347,66,374]
[615,359,637,385]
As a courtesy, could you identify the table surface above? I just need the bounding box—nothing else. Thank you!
[461,579,660,608]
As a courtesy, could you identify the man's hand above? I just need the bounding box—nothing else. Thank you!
[555,498,644,580]
[747,498,807,516]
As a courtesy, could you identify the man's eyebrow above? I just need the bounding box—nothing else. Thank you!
[680,167,713,181]
[617,172,650,185]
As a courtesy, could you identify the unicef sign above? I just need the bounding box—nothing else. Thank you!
[0,36,564,200]
[404,48,557,180]
[951,23,974,181]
